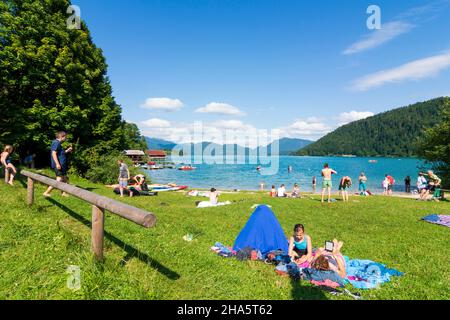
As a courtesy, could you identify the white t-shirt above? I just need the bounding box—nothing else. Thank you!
[277,187,286,197]
[417,176,427,188]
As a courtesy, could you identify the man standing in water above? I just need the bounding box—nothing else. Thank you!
[321,163,337,203]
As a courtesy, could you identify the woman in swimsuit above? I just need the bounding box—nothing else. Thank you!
[288,224,313,264]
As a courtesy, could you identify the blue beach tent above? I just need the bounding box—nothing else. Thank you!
[233,205,288,255]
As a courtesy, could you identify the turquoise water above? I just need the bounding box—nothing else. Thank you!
[145,156,426,192]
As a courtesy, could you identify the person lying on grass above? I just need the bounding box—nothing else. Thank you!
[288,224,312,264]
[310,239,346,279]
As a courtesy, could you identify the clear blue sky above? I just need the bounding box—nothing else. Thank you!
[73,0,450,143]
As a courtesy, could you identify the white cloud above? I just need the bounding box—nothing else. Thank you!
[338,111,374,125]
[351,52,450,91]
[141,118,171,128]
[396,0,449,20]
[141,97,184,111]
[343,21,414,55]
[278,119,332,140]
[195,102,246,116]
[211,120,252,130]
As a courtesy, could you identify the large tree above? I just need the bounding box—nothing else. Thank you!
[0,0,138,173]
[417,97,450,188]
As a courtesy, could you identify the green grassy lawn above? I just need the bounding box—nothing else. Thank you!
[0,171,449,300]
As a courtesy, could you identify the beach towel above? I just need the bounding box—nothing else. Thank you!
[211,242,236,257]
[421,214,450,228]
[187,190,210,197]
[302,268,346,287]
[113,187,158,196]
[197,201,232,208]
[346,259,403,289]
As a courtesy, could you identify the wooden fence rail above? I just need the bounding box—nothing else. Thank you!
[20,170,157,261]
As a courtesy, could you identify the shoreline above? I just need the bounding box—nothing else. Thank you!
[183,187,425,199]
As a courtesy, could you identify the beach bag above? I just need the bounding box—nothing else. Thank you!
[236,247,253,261]
[433,189,442,199]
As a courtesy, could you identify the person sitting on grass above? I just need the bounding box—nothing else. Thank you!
[290,183,302,198]
[277,184,287,197]
[269,185,277,197]
[338,176,352,202]
[310,239,346,279]
[209,188,219,205]
[288,224,312,265]
[1,145,17,186]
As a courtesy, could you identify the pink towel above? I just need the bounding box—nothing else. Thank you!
[310,279,340,288]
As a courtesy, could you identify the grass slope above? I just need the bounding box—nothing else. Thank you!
[0,172,449,300]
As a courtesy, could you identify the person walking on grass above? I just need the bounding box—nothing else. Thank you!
[321,163,337,203]
[338,176,352,202]
[1,145,17,186]
[118,159,132,198]
[43,131,73,197]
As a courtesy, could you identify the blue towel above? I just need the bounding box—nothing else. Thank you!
[346,259,403,289]
[214,242,231,254]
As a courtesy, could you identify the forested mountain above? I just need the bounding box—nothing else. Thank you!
[145,137,312,155]
[145,137,177,150]
[296,98,447,157]
[273,138,312,155]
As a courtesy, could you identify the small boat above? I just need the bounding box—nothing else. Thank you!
[149,184,188,192]
[141,164,163,170]
[178,166,196,171]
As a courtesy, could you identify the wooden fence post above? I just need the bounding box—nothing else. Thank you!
[27,178,34,206]
[4,168,9,184]
[92,205,105,261]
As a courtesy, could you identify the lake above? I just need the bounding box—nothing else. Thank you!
[145,156,427,193]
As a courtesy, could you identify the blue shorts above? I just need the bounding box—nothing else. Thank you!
[53,167,67,177]
[119,180,128,188]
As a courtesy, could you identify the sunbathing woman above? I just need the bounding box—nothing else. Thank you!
[310,239,346,279]
[288,224,312,264]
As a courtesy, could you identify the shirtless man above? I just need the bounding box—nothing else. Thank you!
[321,163,337,203]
